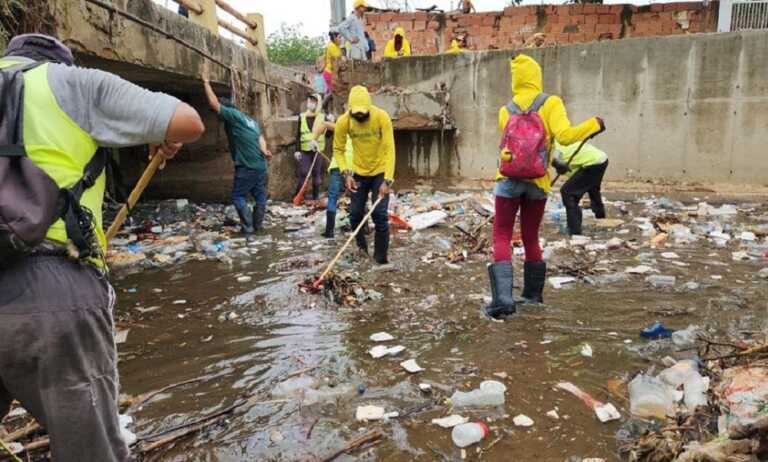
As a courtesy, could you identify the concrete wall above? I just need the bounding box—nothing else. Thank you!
[366,2,718,58]
[379,30,768,185]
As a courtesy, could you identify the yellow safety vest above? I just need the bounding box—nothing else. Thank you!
[0,60,106,261]
[300,112,326,152]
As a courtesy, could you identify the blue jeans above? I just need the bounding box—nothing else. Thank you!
[232,167,268,232]
[327,169,343,213]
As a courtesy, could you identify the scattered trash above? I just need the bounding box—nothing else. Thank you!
[370,332,395,342]
[546,410,560,420]
[646,275,677,288]
[556,382,621,423]
[355,405,399,421]
[369,345,406,358]
[451,421,488,448]
[626,265,655,275]
[400,359,424,373]
[236,275,252,283]
[419,383,433,393]
[580,344,594,358]
[629,374,675,419]
[115,329,130,345]
[432,414,469,428]
[513,414,534,427]
[408,210,448,231]
[640,322,674,339]
[549,276,577,289]
[451,380,507,407]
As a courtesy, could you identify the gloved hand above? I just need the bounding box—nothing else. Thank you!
[594,117,606,136]
[294,151,302,161]
[327,114,336,122]
[309,140,320,152]
[553,158,571,175]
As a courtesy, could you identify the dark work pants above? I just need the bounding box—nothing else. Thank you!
[232,166,268,233]
[349,173,389,252]
[0,257,130,462]
[560,160,609,235]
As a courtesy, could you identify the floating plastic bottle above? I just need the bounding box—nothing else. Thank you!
[451,422,488,448]
[629,374,675,419]
[450,380,507,407]
[683,372,709,412]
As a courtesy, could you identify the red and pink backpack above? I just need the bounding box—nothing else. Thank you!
[498,93,550,179]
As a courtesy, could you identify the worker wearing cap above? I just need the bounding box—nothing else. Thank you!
[338,0,370,60]
[0,34,204,461]
[332,86,395,264]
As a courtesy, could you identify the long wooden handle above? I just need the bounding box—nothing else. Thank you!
[315,195,385,286]
[293,152,320,205]
[550,136,591,187]
[106,148,165,242]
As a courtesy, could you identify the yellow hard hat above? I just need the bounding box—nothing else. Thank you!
[353,0,368,9]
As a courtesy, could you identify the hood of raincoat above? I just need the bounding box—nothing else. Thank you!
[510,53,543,97]
[393,27,406,39]
[348,85,372,114]
[448,39,461,51]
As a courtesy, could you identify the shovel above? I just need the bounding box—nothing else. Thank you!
[106,146,167,242]
[292,151,320,206]
[311,195,385,290]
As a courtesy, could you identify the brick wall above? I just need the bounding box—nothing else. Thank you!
[365,2,718,59]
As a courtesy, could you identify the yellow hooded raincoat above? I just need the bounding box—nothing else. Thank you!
[446,39,465,54]
[384,27,411,58]
[333,86,396,181]
[498,54,602,193]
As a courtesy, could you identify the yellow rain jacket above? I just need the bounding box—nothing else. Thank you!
[329,136,354,172]
[384,27,411,58]
[498,54,602,193]
[325,41,343,73]
[333,86,396,181]
[446,40,466,54]
[554,141,608,178]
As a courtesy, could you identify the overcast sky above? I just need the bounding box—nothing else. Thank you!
[154,0,691,38]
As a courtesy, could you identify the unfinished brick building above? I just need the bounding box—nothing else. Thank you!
[365,2,719,58]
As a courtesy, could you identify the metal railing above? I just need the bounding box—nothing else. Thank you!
[718,0,768,32]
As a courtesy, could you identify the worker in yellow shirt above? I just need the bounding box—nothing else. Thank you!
[332,86,396,264]
[384,27,411,58]
[446,39,467,54]
[323,30,343,93]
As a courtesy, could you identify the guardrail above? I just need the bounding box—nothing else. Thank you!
[166,0,265,55]
[718,0,768,31]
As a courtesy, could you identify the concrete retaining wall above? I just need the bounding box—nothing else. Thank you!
[381,30,768,185]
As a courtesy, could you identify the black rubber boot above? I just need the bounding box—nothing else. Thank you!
[252,204,266,232]
[483,262,516,320]
[322,211,336,238]
[355,231,368,255]
[521,261,546,305]
[565,203,583,235]
[235,203,254,234]
[373,230,389,264]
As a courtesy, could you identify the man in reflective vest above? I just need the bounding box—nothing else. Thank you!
[294,94,334,200]
[0,34,204,461]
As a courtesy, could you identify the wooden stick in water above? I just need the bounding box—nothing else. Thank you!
[313,196,385,289]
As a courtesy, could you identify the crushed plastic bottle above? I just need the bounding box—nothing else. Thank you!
[451,421,488,448]
[645,275,676,288]
[450,380,507,407]
[629,374,675,419]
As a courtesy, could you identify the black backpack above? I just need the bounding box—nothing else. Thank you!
[0,61,106,266]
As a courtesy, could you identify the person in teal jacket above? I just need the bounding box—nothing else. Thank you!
[553,141,609,235]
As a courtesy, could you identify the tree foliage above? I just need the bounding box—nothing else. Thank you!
[267,23,325,66]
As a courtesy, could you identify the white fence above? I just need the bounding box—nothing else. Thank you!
[718,0,768,31]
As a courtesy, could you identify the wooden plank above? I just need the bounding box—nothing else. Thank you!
[218,19,258,45]
[215,0,259,29]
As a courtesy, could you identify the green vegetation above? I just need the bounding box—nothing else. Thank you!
[266,23,325,66]
[1,0,27,53]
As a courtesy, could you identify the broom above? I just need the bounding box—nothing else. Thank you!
[292,151,320,206]
[311,195,385,290]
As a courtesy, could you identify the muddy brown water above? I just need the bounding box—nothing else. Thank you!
[113,196,768,461]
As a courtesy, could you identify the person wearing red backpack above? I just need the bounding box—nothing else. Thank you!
[484,53,604,320]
